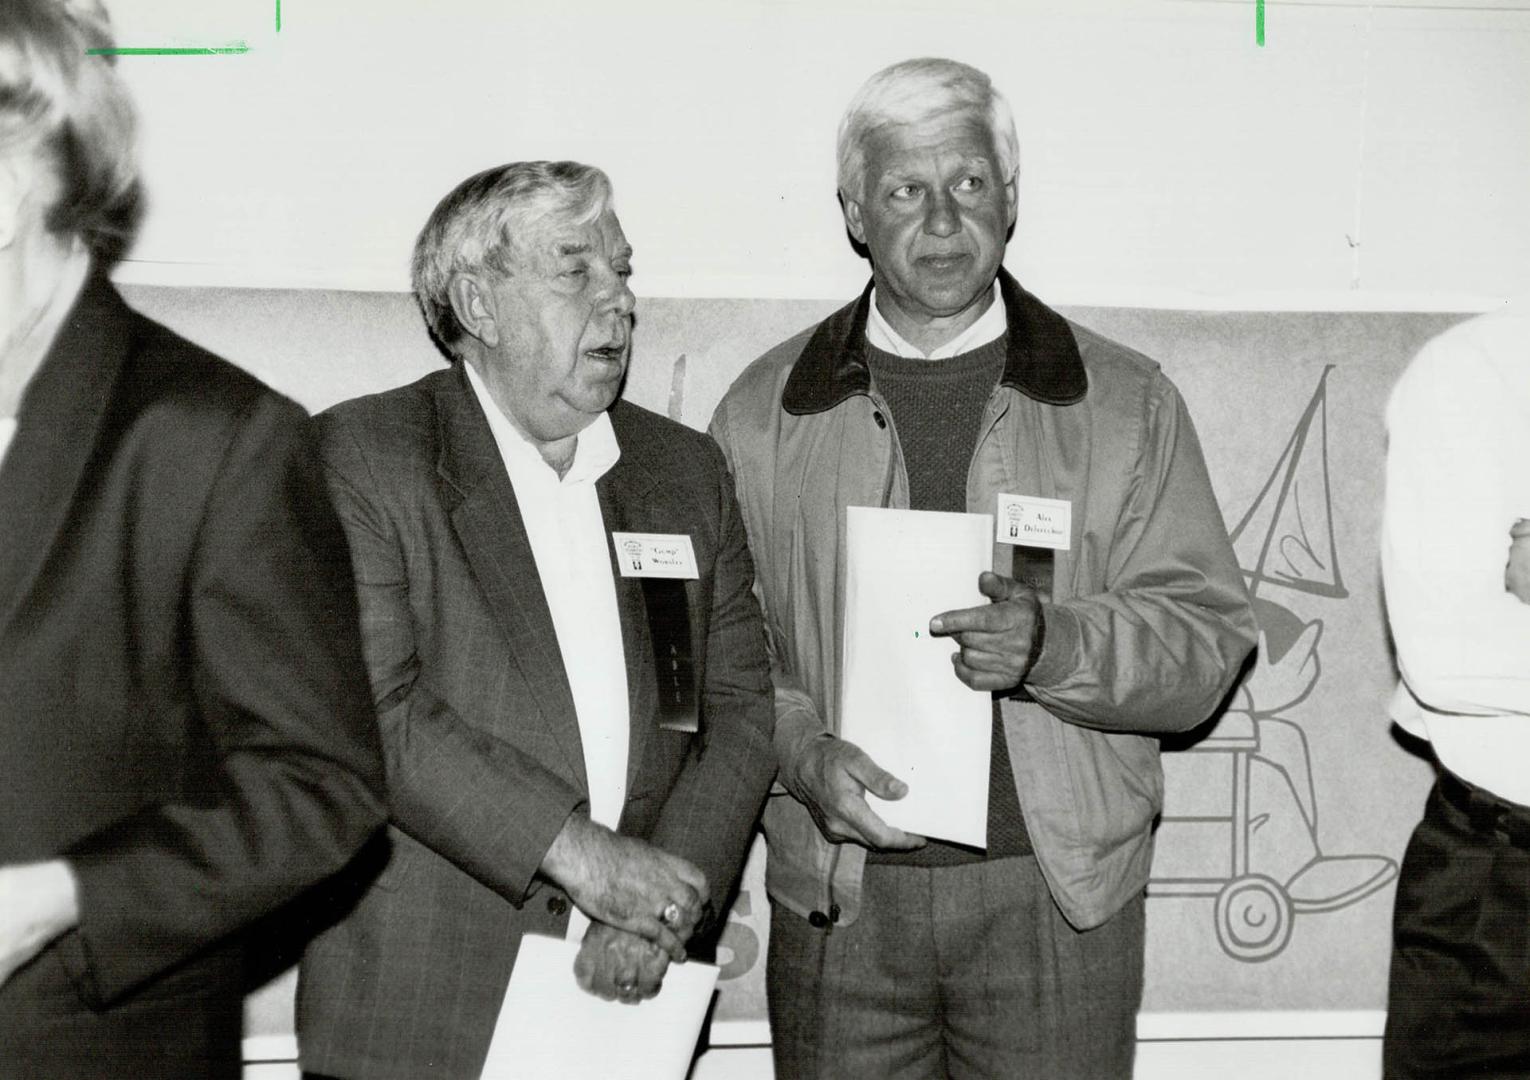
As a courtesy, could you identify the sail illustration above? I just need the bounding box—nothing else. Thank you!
[1229,367,1347,600]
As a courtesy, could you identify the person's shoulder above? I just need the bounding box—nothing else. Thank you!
[316,367,455,450]
[1061,318,1183,423]
[718,299,855,417]
[122,312,307,434]
[1067,319,1162,386]
[1403,307,1530,388]
[612,398,723,469]
[721,322,817,410]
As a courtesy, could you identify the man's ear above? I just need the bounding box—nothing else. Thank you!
[1003,174,1019,230]
[447,273,500,348]
[840,191,868,246]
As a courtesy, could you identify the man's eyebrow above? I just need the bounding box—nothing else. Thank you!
[556,242,592,257]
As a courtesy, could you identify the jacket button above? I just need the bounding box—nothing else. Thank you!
[547,895,569,916]
[829,904,841,924]
[872,411,887,429]
[808,909,829,929]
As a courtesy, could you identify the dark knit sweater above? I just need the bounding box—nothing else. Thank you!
[864,336,1033,867]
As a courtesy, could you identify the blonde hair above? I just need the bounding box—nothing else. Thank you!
[0,0,142,265]
[836,58,1019,202]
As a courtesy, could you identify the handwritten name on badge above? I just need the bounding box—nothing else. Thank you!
[995,494,1072,551]
[611,532,700,579]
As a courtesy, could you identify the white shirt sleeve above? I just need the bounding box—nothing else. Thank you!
[1382,324,1530,718]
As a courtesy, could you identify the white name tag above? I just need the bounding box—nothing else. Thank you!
[996,493,1071,550]
[612,532,699,579]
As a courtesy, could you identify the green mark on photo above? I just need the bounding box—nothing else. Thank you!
[1256,0,1265,46]
[87,2,281,56]
[88,44,251,56]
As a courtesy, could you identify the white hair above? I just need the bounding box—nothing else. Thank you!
[410,160,612,357]
[836,57,1019,202]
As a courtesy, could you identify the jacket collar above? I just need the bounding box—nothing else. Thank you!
[781,266,1087,414]
[0,270,135,631]
[430,373,665,798]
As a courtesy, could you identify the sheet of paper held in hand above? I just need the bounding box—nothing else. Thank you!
[480,934,719,1080]
[840,506,994,848]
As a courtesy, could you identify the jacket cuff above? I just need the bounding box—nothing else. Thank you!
[1023,600,1078,691]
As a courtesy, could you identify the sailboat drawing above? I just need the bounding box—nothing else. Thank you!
[1230,365,1347,601]
[1149,366,1396,962]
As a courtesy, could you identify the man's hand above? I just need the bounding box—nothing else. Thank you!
[0,861,80,989]
[930,571,1043,693]
[541,816,708,962]
[785,736,925,851]
[573,921,671,1004]
[1507,519,1530,604]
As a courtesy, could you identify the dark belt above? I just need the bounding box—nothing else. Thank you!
[1438,769,1530,849]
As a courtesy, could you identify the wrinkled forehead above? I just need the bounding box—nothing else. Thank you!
[516,206,630,267]
[862,109,999,171]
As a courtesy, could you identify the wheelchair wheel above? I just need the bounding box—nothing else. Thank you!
[1214,874,1293,961]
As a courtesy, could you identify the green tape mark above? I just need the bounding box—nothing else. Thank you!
[89,44,251,55]
[276,0,282,33]
[1256,0,1265,46]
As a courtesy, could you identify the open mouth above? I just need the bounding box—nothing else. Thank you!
[584,343,627,363]
[917,253,973,272]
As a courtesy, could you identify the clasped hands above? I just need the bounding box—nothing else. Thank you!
[541,814,709,1004]
[787,571,1041,850]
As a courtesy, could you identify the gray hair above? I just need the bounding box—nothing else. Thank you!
[0,0,142,265]
[836,57,1019,203]
[411,160,613,357]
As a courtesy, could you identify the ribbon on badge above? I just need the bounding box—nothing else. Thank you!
[1005,545,1052,705]
[640,578,699,734]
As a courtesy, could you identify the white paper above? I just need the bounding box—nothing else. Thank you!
[480,934,719,1080]
[840,506,994,848]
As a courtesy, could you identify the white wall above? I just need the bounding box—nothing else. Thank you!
[105,0,1530,307]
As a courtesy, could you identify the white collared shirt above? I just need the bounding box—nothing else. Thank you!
[865,282,1006,359]
[463,363,631,844]
[0,418,16,469]
[1382,302,1530,804]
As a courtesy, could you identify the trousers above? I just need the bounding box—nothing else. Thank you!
[766,854,1143,1080]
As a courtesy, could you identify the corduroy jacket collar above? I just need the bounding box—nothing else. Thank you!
[781,267,1088,415]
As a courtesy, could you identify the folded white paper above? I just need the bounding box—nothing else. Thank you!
[840,506,994,848]
[480,934,719,1080]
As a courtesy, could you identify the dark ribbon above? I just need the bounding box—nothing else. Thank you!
[640,577,699,734]
[1005,545,1054,704]
[1006,544,1054,597]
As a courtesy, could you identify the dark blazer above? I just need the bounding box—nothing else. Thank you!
[0,275,387,1078]
[296,365,775,1079]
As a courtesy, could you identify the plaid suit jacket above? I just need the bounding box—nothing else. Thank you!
[296,364,775,1079]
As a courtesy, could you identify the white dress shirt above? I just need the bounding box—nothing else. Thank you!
[464,364,629,937]
[0,418,16,469]
[865,282,1006,359]
[1382,303,1530,804]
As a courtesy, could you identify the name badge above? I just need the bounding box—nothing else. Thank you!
[612,532,699,579]
[995,494,1071,551]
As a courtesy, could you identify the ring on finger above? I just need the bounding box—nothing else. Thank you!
[660,901,682,927]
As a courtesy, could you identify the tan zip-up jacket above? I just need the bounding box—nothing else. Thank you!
[709,270,1256,931]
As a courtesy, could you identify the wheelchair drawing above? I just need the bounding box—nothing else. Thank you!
[1149,368,1397,962]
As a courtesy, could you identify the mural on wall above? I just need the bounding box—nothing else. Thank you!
[1149,367,1397,962]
